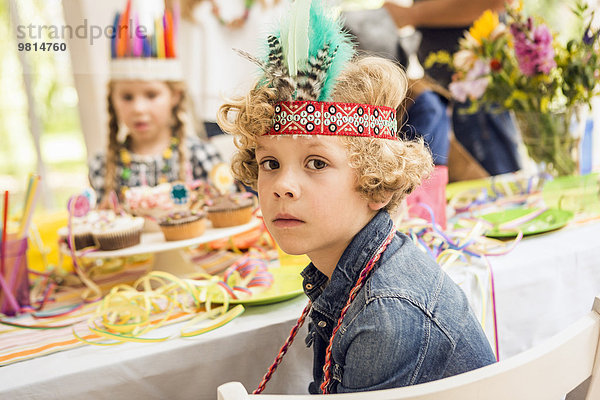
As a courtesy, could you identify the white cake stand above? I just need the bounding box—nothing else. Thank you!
[68,218,262,276]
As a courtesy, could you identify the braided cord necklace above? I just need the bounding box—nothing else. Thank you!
[320,225,397,393]
[253,223,397,394]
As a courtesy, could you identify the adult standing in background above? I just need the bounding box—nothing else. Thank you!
[384,0,522,176]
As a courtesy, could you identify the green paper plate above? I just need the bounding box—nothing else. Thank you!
[480,207,574,238]
[227,265,305,306]
[542,173,600,216]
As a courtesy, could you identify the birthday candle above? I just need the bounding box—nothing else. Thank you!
[1,190,8,275]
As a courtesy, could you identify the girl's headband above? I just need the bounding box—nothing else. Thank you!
[237,0,398,140]
[110,0,182,81]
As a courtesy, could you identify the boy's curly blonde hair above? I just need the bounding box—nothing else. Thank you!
[217,56,433,212]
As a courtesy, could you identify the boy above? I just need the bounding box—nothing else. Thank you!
[217,1,495,394]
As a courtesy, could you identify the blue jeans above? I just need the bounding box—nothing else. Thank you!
[452,102,521,175]
[402,91,450,166]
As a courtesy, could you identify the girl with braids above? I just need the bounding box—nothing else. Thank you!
[217,0,495,395]
[89,80,221,205]
[88,0,221,206]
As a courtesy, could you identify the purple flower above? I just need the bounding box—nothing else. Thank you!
[512,23,556,76]
[449,60,490,102]
[583,27,598,45]
[449,78,489,102]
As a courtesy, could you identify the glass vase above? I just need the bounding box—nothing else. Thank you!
[513,107,587,177]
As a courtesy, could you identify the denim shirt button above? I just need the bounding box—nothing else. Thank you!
[318,320,327,328]
[305,283,314,290]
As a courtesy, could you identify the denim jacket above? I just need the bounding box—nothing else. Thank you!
[301,210,496,394]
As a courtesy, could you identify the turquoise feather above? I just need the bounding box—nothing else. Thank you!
[256,0,355,101]
[306,1,354,100]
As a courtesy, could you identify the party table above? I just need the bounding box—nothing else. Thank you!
[0,293,313,399]
[1,220,600,399]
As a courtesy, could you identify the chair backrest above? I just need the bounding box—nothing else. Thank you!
[218,295,600,400]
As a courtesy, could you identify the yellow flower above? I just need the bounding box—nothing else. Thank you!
[514,0,523,13]
[540,97,550,113]
[469,10,500,44]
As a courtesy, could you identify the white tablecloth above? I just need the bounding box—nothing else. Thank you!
[0,296,313,399]
[489,221,600,358]
[2,221,600,399]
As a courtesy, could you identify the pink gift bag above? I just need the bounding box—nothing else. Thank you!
[406,165,449,230]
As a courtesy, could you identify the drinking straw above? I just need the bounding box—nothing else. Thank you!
[17,174,40,239]
[17,173,33,235]
[1,190,8,275]
[0,190,20,314]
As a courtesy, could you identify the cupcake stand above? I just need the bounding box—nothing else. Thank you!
[69,218,262,276]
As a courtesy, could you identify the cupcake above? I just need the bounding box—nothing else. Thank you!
[58,210,116,250]
[92,215,145,251]
[58,225,95,250]
[123,183,189,220]
[159,211,207,241]
[206,193,255,228]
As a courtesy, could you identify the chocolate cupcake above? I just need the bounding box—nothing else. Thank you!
[206,193,255,228]
[58,210,117,250]
[159,211,207,241]
[92,216,144,251]
[58,226,95,250]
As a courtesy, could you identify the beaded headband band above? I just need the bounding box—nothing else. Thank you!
[267,100,399,140]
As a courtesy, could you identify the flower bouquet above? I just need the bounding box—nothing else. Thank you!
[426,1,600,176]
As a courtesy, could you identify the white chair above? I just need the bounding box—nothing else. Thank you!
[218,295,600,400]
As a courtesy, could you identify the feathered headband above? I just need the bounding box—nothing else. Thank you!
[110,0,182,81]
[237,0,398,140]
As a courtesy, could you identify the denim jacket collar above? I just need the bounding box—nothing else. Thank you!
[301,210,394,322]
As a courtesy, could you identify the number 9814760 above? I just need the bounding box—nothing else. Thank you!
[18,42,67,52]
